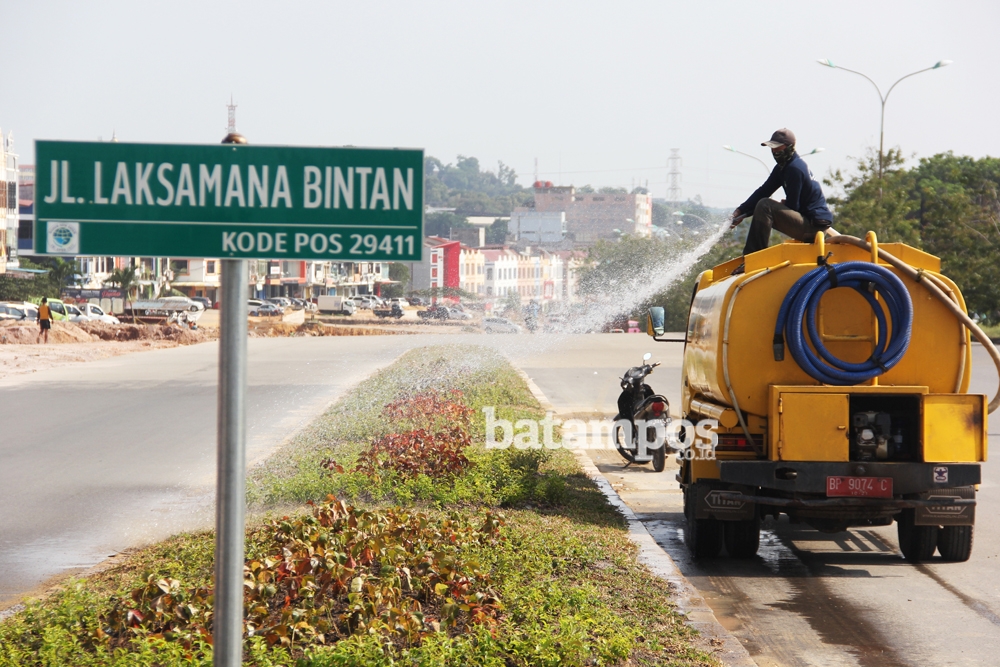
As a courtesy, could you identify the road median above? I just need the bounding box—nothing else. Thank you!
[0,345,717,667]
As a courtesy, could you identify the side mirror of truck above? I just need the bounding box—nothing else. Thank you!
[647,307,665,337]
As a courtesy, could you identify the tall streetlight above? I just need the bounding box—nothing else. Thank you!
[723,145,769,173]
[723,145,825,173]
[817,58,952,179]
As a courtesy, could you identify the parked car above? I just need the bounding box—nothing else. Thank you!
[350,295,383,310]
[77,302,121,324]
[483,316,522,334]
[373,304,404,319]
[447,307,473,321]
[0,303,36,321]
[42,298,74,321]
[387,298,408,308]
[249,302,283,317]
[191,297,213,310]
[417,305,450,320]
[407,296,426,306]
[158,296,205,312]
[0,304,26,321]
[267,297,296,310]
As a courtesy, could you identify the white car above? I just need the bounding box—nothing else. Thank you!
[76,302,120,324]
[159,296,205,312]
[483,316,521,333]
[447,307,473,321]
[350,295,380,310]
[0,302,38,321]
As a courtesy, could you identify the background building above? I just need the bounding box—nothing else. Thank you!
[1,130,19,272]
[528,183,652,243]
[510,210,566,244]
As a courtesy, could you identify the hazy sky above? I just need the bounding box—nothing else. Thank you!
[5,1,997,208]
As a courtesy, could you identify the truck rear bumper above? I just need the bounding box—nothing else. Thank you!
[709,491,975,510]
[718,460,980,495]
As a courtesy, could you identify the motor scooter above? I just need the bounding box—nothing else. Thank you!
[613,352,671,472]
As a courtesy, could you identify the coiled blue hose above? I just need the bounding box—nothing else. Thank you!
[773,261,913,385]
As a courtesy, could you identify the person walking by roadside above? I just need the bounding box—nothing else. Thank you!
[37,297,52,344]
[730,128,834,273]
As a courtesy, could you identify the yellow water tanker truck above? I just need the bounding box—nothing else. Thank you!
[646,232,1000,562]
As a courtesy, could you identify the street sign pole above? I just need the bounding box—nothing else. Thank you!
[32,137,423,666]
[215,258,248,667]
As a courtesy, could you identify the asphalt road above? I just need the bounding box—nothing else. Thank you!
[4,332,1000,667]
[518,338,1000,667]
[0,331,633,609]
[0,336,425,608]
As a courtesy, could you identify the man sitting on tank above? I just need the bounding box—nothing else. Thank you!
[730,128,834,274]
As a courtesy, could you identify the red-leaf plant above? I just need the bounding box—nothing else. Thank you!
[97,498,503,653]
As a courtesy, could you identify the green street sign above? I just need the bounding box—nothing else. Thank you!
[33,140,424,261]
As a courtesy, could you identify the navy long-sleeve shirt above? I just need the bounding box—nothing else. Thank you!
[738,153,833,224]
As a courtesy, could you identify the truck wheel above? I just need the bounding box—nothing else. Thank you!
[724,517,761,558]
[652,445,666,472]
[937,525,974,562]
[897,509,939,562]
[684,488,723,559]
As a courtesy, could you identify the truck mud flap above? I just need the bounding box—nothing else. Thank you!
[693,481,756,521]
[915,486,975,526]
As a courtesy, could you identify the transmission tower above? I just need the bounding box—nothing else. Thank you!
[227,95,238,134]
[667,149,682,203]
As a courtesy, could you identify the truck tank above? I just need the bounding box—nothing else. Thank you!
[648,231,1000,562]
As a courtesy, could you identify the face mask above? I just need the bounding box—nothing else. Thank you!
[772,145,795,166]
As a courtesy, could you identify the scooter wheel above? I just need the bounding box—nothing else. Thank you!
[652,445,666,472]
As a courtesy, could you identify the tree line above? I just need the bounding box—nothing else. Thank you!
[826,149,1000,323]
[579,149,1000,330]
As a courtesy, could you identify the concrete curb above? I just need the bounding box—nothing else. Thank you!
[515,368,756,667]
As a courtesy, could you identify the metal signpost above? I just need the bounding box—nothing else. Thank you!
[34,139,424,666]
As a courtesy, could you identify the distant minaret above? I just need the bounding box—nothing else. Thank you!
[222,95,247,145]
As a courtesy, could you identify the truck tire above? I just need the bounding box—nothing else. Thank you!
[937,525,974,562]
[724,517,761,558]
[652,445,666,472]
[897,509,938,562]
[685,488,723,559]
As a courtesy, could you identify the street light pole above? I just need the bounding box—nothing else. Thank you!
[723,145,825,174]
[722,145,770,173]
[817,58,951,180]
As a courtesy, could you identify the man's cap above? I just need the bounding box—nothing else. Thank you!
[762,128,795,148]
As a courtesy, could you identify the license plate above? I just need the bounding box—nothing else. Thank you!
[826,476,893,498]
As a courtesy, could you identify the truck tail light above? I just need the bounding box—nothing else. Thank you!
[715,434,751,452]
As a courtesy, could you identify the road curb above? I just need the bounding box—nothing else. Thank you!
[515,368,756,667]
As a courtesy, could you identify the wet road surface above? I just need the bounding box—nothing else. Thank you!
[4,332,1000,666]
[517,338,1000,667]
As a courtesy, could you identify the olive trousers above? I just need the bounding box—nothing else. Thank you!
[742,198,830,256]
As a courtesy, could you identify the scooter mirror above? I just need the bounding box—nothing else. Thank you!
[647,307,665,337]
[643,352,652,361]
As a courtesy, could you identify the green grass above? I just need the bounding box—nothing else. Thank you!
[978,322,1000,339]
[0,345,716,667]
